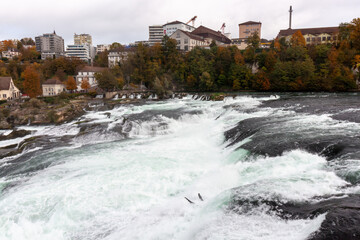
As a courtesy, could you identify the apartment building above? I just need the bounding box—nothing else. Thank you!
[35,31,65,59]
[74,34,92,45]
[148,25,164,46]
[239,21,262,39]
[65,44,92,64]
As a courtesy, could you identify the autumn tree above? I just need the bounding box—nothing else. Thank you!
[348,18,360,51]
[290,30,306,47]
[80,77,91,91]
[23,65,42,98]
[66,76,77,92]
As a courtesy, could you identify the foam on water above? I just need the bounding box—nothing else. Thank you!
[0,95,358,240]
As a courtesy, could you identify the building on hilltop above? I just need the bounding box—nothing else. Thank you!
[238,21,262,39]
[74,33,92,45]
[42,79,66,96]
[76,66,107,90]
[0,77,21,101]
[277,27,339,45]
[35,31,65,60]
[170,30,206,51]
[231,21,262,50]
[191,25,232,45]
[169,25,231,51]
[163,21,195,37]
[149,25,164,46]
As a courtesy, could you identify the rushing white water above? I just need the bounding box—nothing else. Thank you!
[0,95,359,240]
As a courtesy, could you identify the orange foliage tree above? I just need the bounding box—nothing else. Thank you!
[80,77,91,91]
[290,30,306,47]
[23,65,42,98]
[66,76,77,92]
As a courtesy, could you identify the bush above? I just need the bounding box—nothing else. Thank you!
[29,98,43,108]
[47,110,59,123]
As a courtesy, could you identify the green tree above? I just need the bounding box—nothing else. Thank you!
[95,69,119,91]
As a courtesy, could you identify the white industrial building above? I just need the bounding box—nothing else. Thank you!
[65,44,92,64]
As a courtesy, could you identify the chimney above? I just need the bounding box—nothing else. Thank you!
[289,6,293,29]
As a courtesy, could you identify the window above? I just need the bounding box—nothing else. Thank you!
[327,36,331,41]
[184,38,188,44]
[3,94,6,98]
[322,37,326,41]
[184,45,188,51]
[176,33,180,38]
[177,40,181,45]
[312,37,315,42]
[317,37,321,41]
[306,38,310,42]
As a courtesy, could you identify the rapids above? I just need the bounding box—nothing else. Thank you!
[0,93,360,240]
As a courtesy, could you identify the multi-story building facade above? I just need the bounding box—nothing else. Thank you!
[163,21,195,37]
[277,27,339,45]
[65,44,92,64]
[35,31,64,59]
[148,25,164,46]
[239,21,262,39]
[74,34,92,45]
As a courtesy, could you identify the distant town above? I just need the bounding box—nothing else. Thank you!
[0,6,359,102]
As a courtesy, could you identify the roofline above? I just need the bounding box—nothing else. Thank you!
[239,21,262,26]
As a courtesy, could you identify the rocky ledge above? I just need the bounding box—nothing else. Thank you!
[0,98,88,129]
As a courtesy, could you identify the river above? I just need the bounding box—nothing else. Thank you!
[0,93,360,240]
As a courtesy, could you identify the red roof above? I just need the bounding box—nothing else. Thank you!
[178,30,204,42]
[191,26,231,44]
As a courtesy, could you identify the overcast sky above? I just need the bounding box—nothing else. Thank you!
[1,0,359,46]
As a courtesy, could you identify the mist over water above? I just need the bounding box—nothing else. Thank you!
[1,93,360,240]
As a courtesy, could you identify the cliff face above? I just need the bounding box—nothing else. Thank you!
[0,99,87,129]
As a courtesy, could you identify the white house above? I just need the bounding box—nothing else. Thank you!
[1,48,21,60]
[42,79,66,96]
[108,49,131,67]
[170,30,206,51]
[0,77,21,100]
[76,66,107,90]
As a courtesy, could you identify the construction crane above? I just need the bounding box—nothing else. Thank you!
[220,23,226,34]
[186,16,197,27]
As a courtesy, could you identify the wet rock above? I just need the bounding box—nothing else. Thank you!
[0,130,31,141]
[229,194,360,240]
